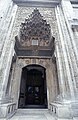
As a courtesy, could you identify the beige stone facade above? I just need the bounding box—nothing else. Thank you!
[0,0,78,119]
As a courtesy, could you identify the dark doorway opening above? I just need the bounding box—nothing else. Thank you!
[18,64,47,108]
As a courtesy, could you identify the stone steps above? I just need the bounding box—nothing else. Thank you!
[8,109,55,120]
[8,109,77,120]
[17,108,48,112]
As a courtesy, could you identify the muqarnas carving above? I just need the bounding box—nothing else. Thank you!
[18,8,53,47]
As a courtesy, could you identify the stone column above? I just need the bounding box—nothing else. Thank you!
[72,28,78,93]
[55,39,67,101]
[61,0,78,99]
[0,3,18,103]
[0,0,13,55]
[0,1,18,118]
[55,4,75,101]
[11,58,23,108]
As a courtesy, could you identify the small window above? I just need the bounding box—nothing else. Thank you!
[32,40,38,45]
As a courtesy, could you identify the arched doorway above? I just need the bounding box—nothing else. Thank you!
[18,64,47,108]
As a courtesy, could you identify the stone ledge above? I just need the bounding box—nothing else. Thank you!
[71,102,78,117]
[13,0,59,7]
[0,102,16,119]
[50,102,72,119]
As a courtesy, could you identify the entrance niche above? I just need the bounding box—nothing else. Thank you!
[18,64,47,108]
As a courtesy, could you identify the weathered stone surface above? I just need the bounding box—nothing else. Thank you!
[0,0,78,119]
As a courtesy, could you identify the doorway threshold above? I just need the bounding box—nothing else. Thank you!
[20,105,47,109]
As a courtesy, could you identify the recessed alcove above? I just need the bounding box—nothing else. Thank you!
[18,64,48,108]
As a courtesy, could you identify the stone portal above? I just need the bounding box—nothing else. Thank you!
[12,8,58,109]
